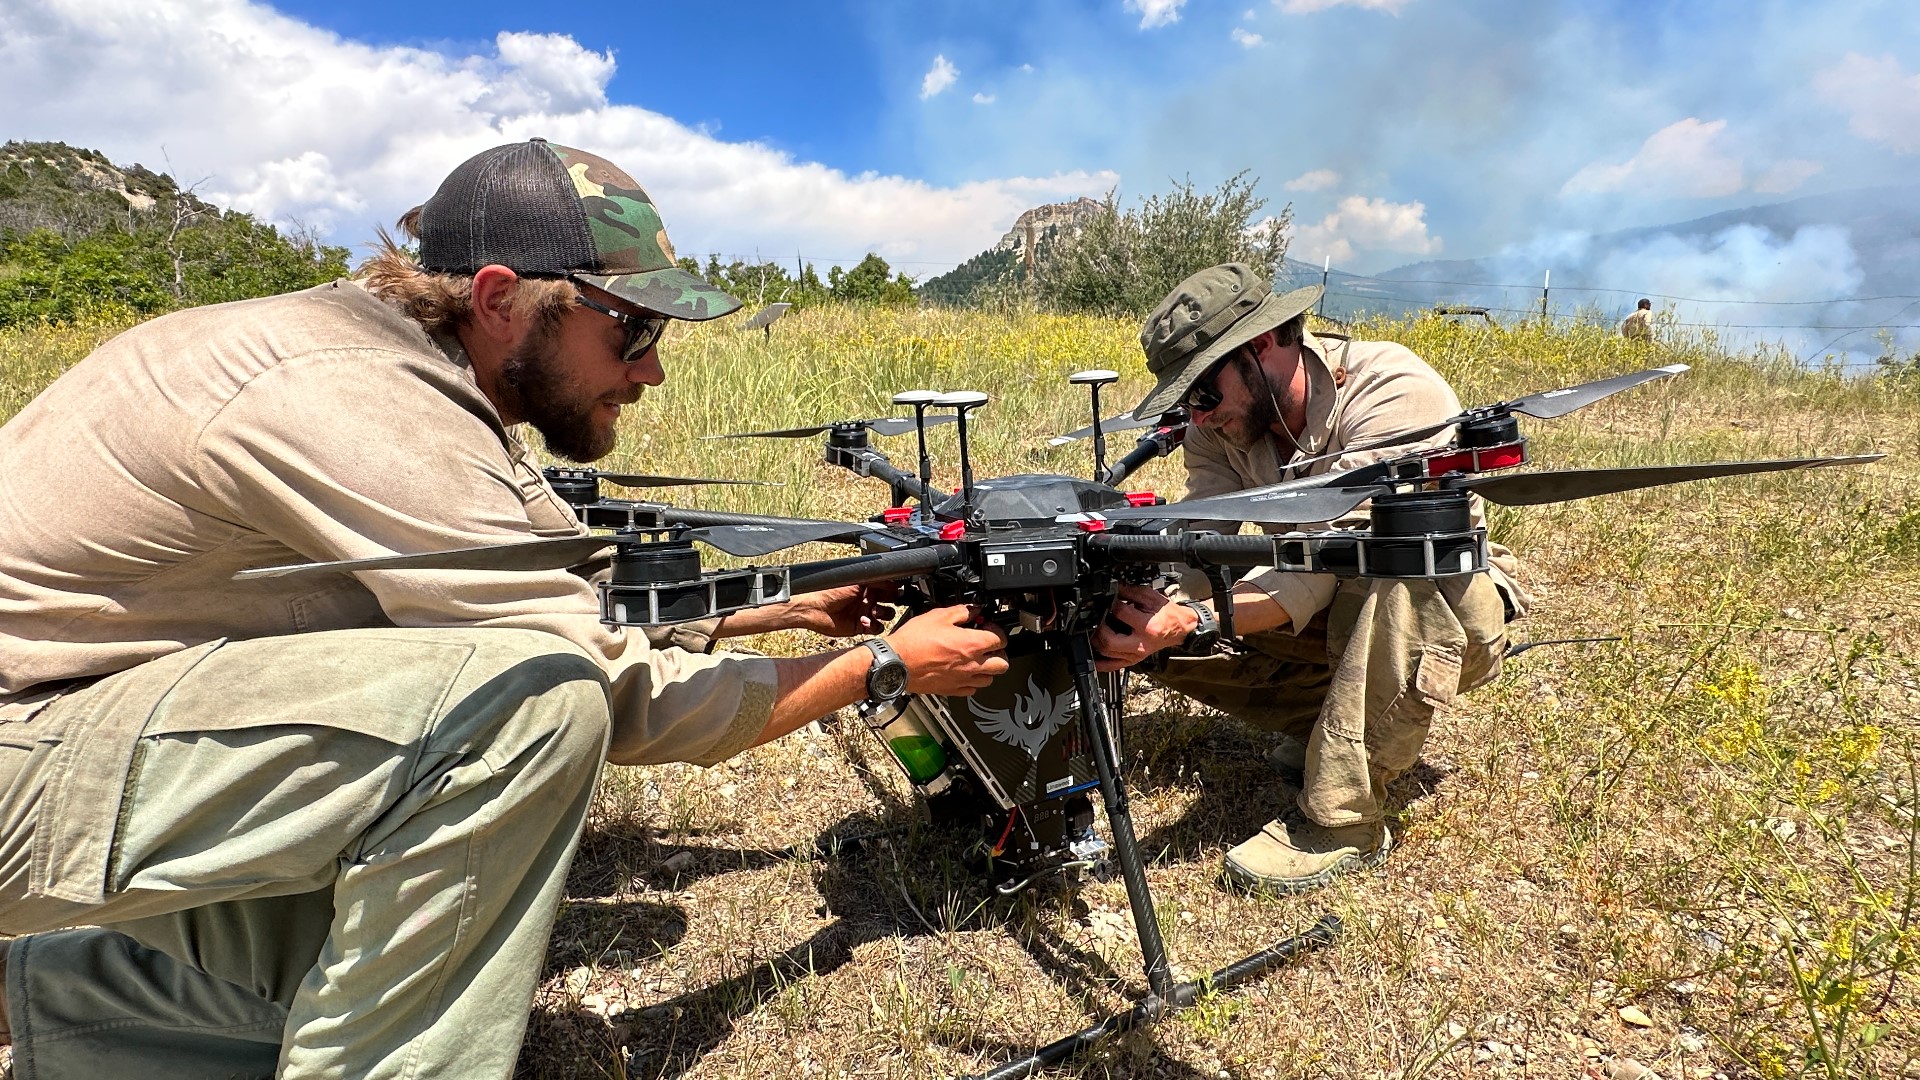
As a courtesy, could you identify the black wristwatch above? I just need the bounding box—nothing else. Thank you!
[1178,600,1220,655]
[861,638,911,704]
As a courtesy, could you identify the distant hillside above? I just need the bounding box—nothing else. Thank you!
[0,141,347,325]
[920,196,1105,307]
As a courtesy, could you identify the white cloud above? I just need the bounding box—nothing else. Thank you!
[920,54,959,99]
[1125,0,1186,29]
[1291,195,1439,264]
[972,92,996,105]
[1560,118,1745,199]
[1813,52,1920,154]
[1231,28,1265,47]
[1753,159,1824,194]
[1276,0,1414,13]
[0,0,1112,269]
[1284,168,1340,192]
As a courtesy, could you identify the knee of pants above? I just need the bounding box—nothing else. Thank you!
[449,629,614,765]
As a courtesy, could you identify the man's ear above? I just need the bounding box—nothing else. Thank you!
[467,265,522,347]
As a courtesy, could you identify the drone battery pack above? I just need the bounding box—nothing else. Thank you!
[978,538,1080,591]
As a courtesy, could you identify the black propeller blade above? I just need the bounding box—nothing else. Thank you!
[1283,364,1691,472]
[594,472,781,488]
[235,521,880,581]
[1092,452,1883,528]
[235,535,617,580]
[706,415,959,440]
[690,520,877,557]
[1047,413,1165,446]
[1095,484,1386,526]
[1456,454,1885,506]
[1504,364,1690,420]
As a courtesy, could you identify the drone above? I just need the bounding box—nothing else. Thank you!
[239,363,1879,1078]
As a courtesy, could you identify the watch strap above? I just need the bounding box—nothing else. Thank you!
[1179,600,1220,654]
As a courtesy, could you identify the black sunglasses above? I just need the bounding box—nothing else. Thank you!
[1183,356,1232,412]
[573,291,669,362]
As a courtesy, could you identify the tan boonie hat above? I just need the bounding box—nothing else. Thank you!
[1131,263,1322,419]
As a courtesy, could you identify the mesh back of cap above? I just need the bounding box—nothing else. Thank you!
[418,141,598,275]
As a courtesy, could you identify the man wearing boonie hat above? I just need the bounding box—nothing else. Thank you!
[1093,262,1527,894]
[0,139,1009,1079]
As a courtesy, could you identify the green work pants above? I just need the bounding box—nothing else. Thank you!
[0,627,613,1080]
[1149,575,1508,827]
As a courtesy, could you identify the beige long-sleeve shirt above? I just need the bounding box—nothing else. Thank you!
[1173,331,1528,630]
[0,281,774,765]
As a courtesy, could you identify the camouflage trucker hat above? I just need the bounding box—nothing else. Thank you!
[416,138,741,322]
[1131,263,1321,419]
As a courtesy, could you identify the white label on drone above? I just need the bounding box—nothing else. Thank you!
[736,526,774,532]
[986,553,1007,566]
[1460,552,1474,573]
[1046,776,1075,794]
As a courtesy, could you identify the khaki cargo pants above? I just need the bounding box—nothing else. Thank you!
[0,627,613,1080]
[1148,575,1508,827]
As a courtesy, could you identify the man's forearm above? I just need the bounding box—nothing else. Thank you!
[748,647,873,747]
[1202,582,1296,638]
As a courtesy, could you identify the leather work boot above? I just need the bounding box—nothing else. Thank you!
[1223,816,1391,894]
[1263,735,1308,784]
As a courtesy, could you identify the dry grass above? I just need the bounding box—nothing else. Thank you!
[5,305,1917,1080]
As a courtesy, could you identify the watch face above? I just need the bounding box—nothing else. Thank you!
[871,661,910,700]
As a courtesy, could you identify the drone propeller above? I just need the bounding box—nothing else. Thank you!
[1096,484,1385,526]
[235,521,878,582]
[1048,413,1165,446]
[592,472,782,489]
[1456,454,1885,506]
[705,414,959,440]
[1282,364,1691,472]
[1095,453,1882,527]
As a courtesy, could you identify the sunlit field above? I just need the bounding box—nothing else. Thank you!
[5,304,1917,1080]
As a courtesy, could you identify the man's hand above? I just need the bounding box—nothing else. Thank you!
[886,605,1010,696]
[716,585,896,638]
[1093,583,1199,671]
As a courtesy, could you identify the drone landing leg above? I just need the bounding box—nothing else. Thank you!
[1066,632,1174,999]
[958,914,1341,1080]
[949,636,1342,1080]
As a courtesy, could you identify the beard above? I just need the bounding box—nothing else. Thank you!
[498,324,637,463]
[1216,358,1282,450]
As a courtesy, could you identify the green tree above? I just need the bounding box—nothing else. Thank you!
[1034,171,1291,317]
[828,253,915,306]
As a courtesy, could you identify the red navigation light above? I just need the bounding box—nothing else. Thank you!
[938,520,967,541]
[1076,517,1109,532]
[881,507,913,525]
[1124,491,1161,507]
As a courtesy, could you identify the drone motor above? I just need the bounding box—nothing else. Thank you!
[600,532,793,625]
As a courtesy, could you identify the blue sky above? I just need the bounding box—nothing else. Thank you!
[5,0,1918,286]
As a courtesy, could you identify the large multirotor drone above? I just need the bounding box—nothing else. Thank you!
[240,364,1879,1078]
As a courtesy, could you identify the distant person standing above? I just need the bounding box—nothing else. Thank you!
[1621,298,1654,343]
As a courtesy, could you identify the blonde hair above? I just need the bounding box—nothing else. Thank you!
[356,206,576,336]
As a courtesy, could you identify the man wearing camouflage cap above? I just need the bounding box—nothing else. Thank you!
[1093,262,1526,894]
[0,139,1008,1079]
